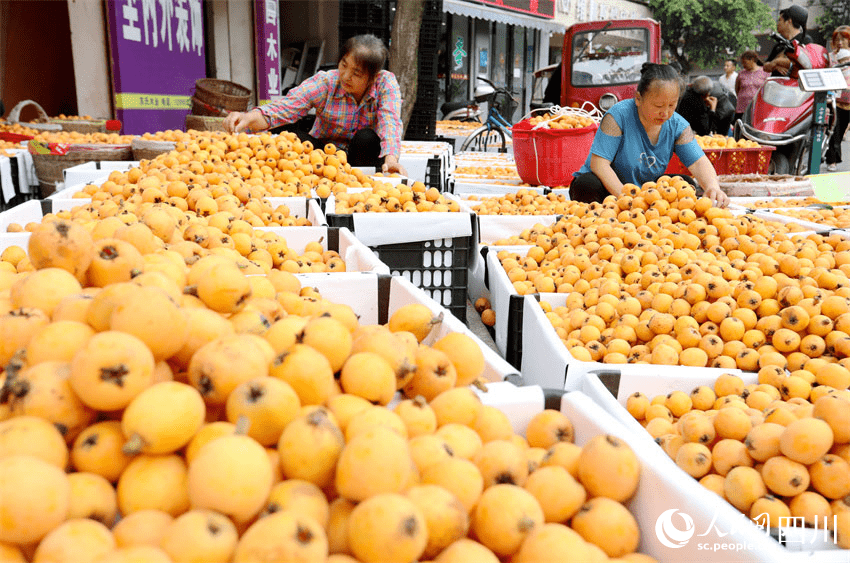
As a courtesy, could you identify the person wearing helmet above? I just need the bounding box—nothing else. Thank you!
[764,5,812,77]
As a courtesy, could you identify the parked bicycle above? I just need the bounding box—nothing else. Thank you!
[458,76,519,153]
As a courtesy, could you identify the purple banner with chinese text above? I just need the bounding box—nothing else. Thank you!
[106,0,207,134]
[255,0,281,105]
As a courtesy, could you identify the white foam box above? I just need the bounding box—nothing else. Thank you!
[62,161,139,187]
[263,197,326,227]
[291,272,518,383]
[452,181,545,195]
[257,227,390,275]
[0,199,89,231]
[480,244,533,367]
[579,370,849,561]
[457,195,560,245]
[0,232,31,253]
[519,293,753,390]
[476,384,792,562]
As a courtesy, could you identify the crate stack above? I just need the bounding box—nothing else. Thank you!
[405,0,443,141]
[338,0,394,53]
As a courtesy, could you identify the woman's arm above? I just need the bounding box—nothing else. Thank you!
[374,72,404,171]
[589,154,625,197]
[688,155,729,207]
[225,73,330,134]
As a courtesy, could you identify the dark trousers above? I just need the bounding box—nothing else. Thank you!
[569,171,698,203]
[826,106,849,166]
[292,128,384,168]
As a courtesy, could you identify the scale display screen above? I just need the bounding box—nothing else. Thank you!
[798,68,848,92]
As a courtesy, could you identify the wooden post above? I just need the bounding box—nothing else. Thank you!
[389,0,426,135]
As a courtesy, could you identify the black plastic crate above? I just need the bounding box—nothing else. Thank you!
[424,157,444,190]
[339,0,392,28]
[326,213,475,323]
[505,293,533,370]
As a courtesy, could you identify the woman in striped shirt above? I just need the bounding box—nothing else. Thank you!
[225,34,406,175]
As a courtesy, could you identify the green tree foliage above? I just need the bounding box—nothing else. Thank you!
[648,0,775,75]
[813,0,850,38]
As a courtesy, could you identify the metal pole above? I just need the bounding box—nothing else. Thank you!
[807,91,828,175]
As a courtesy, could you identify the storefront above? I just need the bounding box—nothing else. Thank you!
[441,0,563,122]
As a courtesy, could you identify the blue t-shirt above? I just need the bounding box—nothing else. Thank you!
[574,99,704,186]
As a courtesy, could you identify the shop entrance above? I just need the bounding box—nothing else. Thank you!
[0,0,78,120]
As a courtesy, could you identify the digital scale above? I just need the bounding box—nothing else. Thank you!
[798,68,848,175]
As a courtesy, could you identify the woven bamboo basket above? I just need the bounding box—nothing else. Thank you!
[31,143,132,197]
[7,100,62,131]
[193,79,251,112]
[191,95,229,117]
[53,119,108,134]
[185,115,227,132]
[131,138,177,161]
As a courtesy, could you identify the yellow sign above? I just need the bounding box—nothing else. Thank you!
[114,94,191,110]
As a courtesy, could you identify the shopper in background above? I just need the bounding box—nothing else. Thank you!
[224,34,407,175]
[569,63,728,207]
[825,26,850,172]
[718,59,738,92]
[763,5,811,77]
[734,50,770,124]
[677,76,728,136]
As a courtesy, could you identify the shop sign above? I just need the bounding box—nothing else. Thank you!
[478,0,555,18]
[106,0,206,134]
[255,0,281,106]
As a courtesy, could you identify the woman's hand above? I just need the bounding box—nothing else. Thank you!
[703,184,729,208]
[382,155,408,176]
[224,109,269,134]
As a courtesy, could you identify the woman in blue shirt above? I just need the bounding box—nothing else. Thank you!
[570,63,729,208]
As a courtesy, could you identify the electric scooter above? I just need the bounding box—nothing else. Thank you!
[737,32,833,175]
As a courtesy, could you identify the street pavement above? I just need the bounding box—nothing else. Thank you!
[817,136,850,175]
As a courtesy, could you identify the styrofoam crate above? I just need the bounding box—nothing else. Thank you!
[452,181,545,195]
[62,161,139,187]
[291,272,518,383]
[519,293,754,390]
[263,197,326,227]
[580,370,849,561]
[477,384,793,562]
[1,198,102,228]
[0,232,31,253]
[256,227,390,275]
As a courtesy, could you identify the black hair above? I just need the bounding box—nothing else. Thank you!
[637,63,681,95]
[725,59,737,66]
[340,35,388,80]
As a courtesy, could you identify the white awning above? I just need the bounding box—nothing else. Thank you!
[443,0,564,34]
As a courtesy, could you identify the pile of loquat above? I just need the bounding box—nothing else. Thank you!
[333,183,460,214]
[627,371,850,548]
[1,211,662,562]
[493,177,850,372]
[465,190,569,216]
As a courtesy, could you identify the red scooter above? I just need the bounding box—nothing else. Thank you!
[737,33,833,175]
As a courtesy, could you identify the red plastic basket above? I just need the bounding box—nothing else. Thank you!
[665,146,775,176]
[512,120,597,187]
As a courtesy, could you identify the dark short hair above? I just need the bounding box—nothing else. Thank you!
[779,5,807,31]
[340,35,388,80]
[741,50,760,62]
[637,63,681,95]
[726,59,737,66]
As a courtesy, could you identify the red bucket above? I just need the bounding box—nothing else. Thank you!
[512,120,597,187]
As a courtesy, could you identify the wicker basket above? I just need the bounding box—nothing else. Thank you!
[193,78,251,112]
[131,138,177,161]
[53,119,108,134]
[190,95,229,117]
[31,143,132,197]
[7,100,62,131]
[185,115,227,132]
